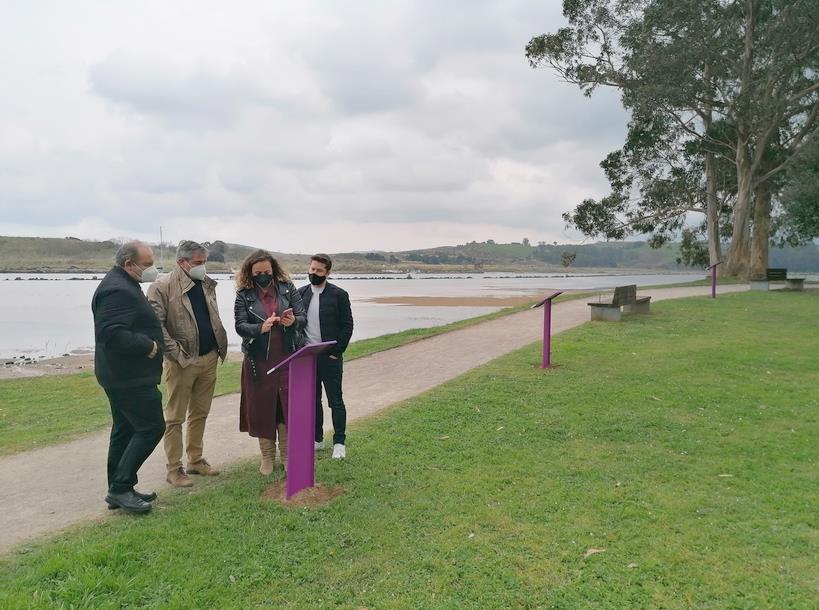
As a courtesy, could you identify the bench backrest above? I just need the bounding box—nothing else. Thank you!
[766,268,787,281]
[612,284,637,306]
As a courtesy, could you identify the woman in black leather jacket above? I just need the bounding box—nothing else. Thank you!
[234,249,306,475]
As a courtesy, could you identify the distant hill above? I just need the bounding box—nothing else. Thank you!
[0,235,816,273]
[359,240,819,272]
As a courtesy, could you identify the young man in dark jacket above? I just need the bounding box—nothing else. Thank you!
[92,241,165,514]
[298,254,354,459]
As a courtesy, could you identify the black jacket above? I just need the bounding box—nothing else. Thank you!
[92,266,164,389]
[234,280,307,360]
[298,282,354,357]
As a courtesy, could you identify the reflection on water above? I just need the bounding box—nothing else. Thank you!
[0,271,713,359]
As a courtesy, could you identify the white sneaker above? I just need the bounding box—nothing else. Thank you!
[332,444,346,459]
[314,441,325,451]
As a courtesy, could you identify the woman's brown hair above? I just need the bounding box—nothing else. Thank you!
[235,249,290,290]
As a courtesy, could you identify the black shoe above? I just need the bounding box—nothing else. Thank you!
[134,489,157,503]
[107,489,157,509]
[104,490,152,514]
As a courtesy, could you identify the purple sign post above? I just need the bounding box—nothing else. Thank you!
[267,340,337,498]
[707,262,721,299]
[531,291,563,369]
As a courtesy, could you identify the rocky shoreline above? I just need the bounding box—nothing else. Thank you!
[1,354,96,379]
[0,351,245,380]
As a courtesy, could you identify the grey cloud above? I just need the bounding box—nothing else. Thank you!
[89,54,261,129]
[110,168,202,195]
[297,131,487,198]
[298,165,367,196]
[0,151,109,225]
[1,0,629,251]
[403,1,561,69]
[219,168,265,194]
[307,27,421,115]
[396,54,627,158]
[367,151,486,193]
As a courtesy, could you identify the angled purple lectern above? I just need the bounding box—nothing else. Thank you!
[531,291,562,369]
[267,340,337,498]
[707,262,721,299]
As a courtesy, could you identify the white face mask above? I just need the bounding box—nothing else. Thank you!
[188,264,206,281]
[134,263,159,283]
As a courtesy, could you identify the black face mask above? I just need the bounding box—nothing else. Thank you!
[254,273,273,288]
[308,273,326,286]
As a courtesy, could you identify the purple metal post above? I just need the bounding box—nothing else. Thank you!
[707,262,721,299]
[267,340,336,498]
[531,291,562,369]
[286,355,317,497]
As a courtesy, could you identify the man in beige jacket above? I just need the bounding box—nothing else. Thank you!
[147,240,228,487]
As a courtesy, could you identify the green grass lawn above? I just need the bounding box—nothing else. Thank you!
[1,290,816,608]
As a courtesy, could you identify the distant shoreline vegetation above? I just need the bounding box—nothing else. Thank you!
[1,235,817,274]
[0,272,707,281]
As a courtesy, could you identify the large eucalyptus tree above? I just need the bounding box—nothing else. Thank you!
[527,0,819,277]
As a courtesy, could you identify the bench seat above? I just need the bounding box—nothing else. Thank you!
[766,268,787,281]
[588,285,651,321]
[588,302,624,321]
[753,268,799,291]
[623,296,652,314]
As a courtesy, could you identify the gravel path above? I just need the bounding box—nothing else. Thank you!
[0,284,748,554]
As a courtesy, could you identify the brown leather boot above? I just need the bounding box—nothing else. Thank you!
[166,467,193,488]
[259,438,275,475]
[187,459,220,476]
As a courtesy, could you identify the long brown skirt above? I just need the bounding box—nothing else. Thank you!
[239,353,288,439]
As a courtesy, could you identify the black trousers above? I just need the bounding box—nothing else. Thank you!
[104,385,165,494]
[315,354,346,445]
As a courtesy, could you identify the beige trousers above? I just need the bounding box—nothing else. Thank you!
[163,350,219,472]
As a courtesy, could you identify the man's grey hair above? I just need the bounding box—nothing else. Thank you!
[115,241,146,267]
[176,240,208,262]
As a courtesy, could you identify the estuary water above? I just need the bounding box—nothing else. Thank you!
[0,271,711,359]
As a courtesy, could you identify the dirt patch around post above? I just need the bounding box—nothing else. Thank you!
[261,482,346,508]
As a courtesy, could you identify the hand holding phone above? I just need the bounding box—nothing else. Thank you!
[262,313,280,332]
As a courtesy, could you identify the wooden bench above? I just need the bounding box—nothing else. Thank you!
[588,284,651,321]
[766,268,787,281]
[751,268,804,291]
[768,268,805,291]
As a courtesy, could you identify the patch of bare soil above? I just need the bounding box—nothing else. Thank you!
[261,482,346,507]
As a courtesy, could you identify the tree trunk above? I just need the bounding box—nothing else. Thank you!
[705,153,722,269]
[702,88,722,272]
[725,1,757,279]
[725,138,752,277]
[749,179,771,279]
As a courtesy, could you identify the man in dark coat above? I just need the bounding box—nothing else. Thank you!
[92,240,165,513]
[298,253,354,459]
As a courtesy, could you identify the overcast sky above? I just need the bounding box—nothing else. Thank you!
[0,0,628,253]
